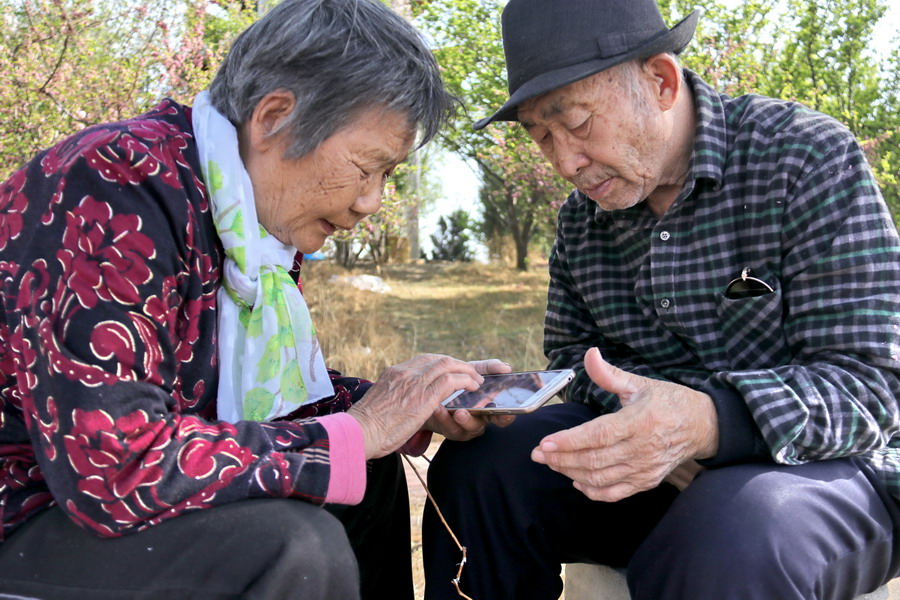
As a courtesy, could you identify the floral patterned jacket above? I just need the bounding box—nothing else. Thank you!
[0,100,368,541]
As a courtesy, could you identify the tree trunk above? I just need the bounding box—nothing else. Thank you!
[390,0,420,262]
[513,235,528,271]
[405,151,421,261]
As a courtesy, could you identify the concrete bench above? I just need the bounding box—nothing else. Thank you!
[564,563,898,600]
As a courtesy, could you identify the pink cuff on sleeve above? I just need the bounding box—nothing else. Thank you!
[400,430,433,456]
[317,413,367,505]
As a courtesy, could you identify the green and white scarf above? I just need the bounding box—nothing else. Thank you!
[192,91,333,423]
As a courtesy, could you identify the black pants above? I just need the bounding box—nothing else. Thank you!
[0,454,411,600]
[423,403,900,600]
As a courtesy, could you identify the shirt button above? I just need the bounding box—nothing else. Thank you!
[659,231,671,241]
[659,298,671,309]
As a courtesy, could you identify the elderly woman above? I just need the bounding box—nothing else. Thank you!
[0,1,509,598]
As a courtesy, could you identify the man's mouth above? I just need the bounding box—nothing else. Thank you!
[580,178,614,201]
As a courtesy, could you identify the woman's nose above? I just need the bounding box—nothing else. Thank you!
[352,179,384,216]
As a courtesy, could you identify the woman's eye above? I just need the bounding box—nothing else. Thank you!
[357,164,393,184]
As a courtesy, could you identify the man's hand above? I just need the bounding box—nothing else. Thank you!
[425,358,516,441]
[531,348,718,501]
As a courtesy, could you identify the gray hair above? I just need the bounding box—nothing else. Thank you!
[208,0,456,158]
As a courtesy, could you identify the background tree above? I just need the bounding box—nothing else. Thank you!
[389,0,426,261]
[429,208,474,262]
[474,131,569,267]
[3,0,897,255]
[0,0,254,178]
[656,0,899,216]
[331,174,410,271]
[417,0,900,244]
[329,158,442,270]
[416,0,570,270]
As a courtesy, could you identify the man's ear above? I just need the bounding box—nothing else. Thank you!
[245,89,296,152]
[643,53,682,112]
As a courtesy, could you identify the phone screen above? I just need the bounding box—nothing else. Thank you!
[441,369,574,413]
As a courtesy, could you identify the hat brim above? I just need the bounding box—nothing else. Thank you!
[474,10,699,130]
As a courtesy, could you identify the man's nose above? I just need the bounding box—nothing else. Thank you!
[553,137,590,179]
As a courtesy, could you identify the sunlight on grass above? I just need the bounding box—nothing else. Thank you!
[302,261,551,380]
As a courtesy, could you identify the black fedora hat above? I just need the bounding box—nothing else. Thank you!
[474,0,699,130]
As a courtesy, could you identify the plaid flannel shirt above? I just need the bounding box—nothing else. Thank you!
[545,70,900,501]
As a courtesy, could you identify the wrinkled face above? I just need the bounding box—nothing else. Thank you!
[518,65,668,212]
[244,107,415,253]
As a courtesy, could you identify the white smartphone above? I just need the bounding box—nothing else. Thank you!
[441,369,575,415]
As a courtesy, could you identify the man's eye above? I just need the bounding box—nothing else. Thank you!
[572,118,591,135]
[533,131,551,146]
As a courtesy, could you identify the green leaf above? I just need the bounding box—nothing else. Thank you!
[279,324,295,348]
[280,360,308,404]
[206,160,225,193]
[257,335,282,382]
[232,246,247,274]
[246,305,264,337]
[238,305,251,329]
[244,387,276,422]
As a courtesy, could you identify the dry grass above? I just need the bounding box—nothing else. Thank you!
[300,260,552,599]
[303,260,552,379]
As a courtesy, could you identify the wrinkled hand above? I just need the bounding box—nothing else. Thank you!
[348,354,484,459]
[426,358,516,442]
[531,348,718,502]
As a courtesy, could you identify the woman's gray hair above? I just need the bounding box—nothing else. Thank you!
[208,0,455,158]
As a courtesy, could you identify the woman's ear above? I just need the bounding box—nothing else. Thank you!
[643,53,682,112]
[245,89,296,152]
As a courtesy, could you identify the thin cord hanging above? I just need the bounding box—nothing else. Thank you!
[403,453,473,600]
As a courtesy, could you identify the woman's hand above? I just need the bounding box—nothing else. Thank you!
[347,354,485,459]
[425,358,516,442]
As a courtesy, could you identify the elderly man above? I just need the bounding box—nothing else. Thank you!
[422,0,900,598]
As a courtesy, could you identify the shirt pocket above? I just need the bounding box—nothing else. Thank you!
[715,282,791,370]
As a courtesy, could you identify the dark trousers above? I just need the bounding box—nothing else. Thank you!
[423,403,900,600]
[0,454,411,600]
[325,452,414,600]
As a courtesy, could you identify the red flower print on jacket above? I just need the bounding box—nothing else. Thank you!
[3,100,339,542]
[89,316,163,385]
[56,196,155,308]
[40,128,121,178]
[0,169,28,252]
[63,408,172,528]
[39,112,191,205]
[118,126,193,191]
[36,396,60,461]
[15,259,50,315]
[10,322,39,393]
[176,435,256,480]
